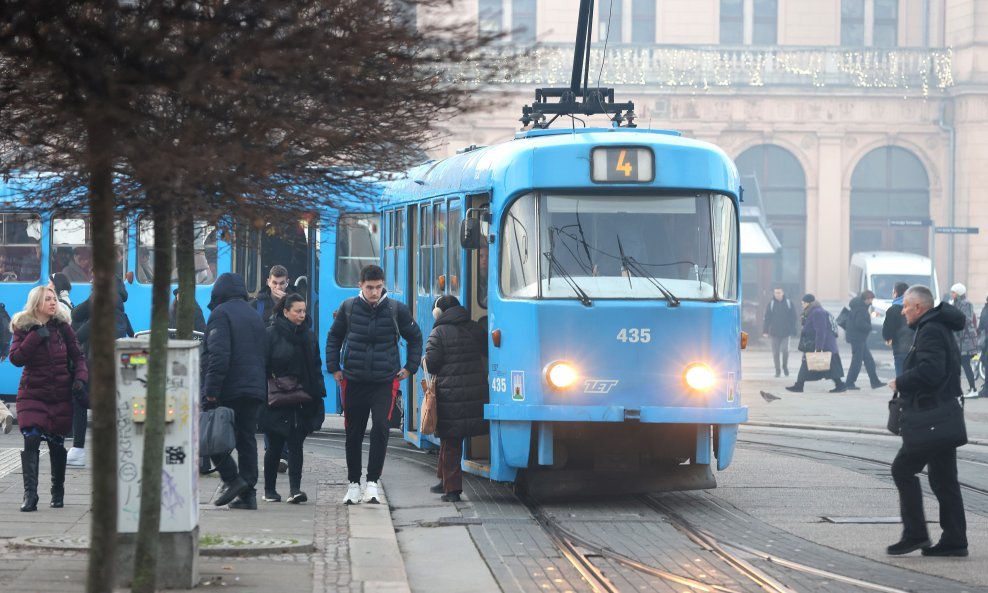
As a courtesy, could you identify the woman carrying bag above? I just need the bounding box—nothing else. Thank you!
[9,286,87,511]
[786,294,847,393]
[424,295,488,502]
[258,294,326,504]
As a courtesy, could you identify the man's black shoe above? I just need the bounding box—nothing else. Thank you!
[214,476,248,507]
[228,492,257,510]
[921,543,968,557]
[870,381,885,389]
[844,384,860,390]
[429,481,444,494]
[785,385,803,393]
[829,385,847,393]
[887,538,932,555]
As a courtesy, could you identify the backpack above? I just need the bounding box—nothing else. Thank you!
[835,307,850,330]
[827,311,840,337]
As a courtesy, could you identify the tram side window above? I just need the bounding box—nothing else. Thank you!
[51,215,127,283]
[500,194,538,298]
[448,201,462,294]
[383,210,402,294]
[0,213,42,282]
[136,219,218,284]
[336,213,380,287]
[417,204,431,296]
[432,202,446,294]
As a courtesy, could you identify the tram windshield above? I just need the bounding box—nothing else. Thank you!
[500,193,738,301]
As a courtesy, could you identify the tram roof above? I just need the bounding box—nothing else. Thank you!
[379,127,739,207]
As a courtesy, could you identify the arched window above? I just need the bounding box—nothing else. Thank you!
[736,144,807,301]
[850,146,929,255]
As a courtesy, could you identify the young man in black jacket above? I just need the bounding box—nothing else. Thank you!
[326,265,422,505]
[882,282,913,378]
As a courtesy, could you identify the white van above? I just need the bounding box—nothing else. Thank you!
[848,251,939,334]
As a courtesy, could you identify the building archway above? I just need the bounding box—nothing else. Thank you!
[849,146,929,256]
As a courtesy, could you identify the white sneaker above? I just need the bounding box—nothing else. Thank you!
[66,447,86,468]
[343,482,361,505]
[964,390,979,399]
[362,481,381,504]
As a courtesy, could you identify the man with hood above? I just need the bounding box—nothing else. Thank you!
[886,285,968,557]
[844,290,883,390]
[786,294,846,393]
[201,273,267,510]
[883,282,914,378]
[326,264,422,505]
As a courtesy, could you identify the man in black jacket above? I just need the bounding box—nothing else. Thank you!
[201,273,268,510]
[326,265,422,505]
[882,282,913,378]
[886,285,968,557]
[844,290,882,390]
[248,265,289,326]
[762,287,797,377]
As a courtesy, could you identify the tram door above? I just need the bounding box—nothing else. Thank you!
[462,194,490,468]
[233,219,316,322]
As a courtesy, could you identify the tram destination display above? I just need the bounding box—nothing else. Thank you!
[591,146,654,183]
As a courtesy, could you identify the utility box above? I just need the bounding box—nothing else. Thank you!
[114,337,201,590]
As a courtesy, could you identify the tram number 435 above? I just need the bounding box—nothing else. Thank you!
[616,328,651,343]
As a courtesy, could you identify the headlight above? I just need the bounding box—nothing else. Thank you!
[545,361,578,389]
[684,363,716,391]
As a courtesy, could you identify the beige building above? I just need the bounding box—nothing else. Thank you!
[423,0,988,314]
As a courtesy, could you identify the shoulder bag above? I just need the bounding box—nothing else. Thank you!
[267,375,312,408]
[898,394,967,453]
[419,358,438,435]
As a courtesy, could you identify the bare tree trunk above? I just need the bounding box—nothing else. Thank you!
[131,203,173,593]
[175,210,195,340]
[86,121,118,593]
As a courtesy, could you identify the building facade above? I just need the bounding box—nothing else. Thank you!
[421,0,988,316]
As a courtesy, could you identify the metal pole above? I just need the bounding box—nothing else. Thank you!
[570,0,594,93]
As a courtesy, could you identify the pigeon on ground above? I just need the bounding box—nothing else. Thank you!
[759,390,781,403]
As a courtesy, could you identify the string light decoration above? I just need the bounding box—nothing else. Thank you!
[455,45,954,96]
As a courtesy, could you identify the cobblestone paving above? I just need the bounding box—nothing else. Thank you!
[309,454,354,593]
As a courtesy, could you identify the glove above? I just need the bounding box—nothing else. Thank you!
[72,379,86,393]
[202,396,219,410]
[34,326,49,339]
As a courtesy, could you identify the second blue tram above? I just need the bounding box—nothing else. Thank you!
[381,127,748,492]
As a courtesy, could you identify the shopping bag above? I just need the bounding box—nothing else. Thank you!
[805,351,832,372]
[199,406,236,458]
[419,358,438,435]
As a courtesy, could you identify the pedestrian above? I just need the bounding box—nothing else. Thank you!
[844,290,883,390]
[979,295,988,398]
[201,273,268,510]
[762,286,798,378]
[68,278,132,468]
[326,264,422,505]
[248,264,289,326]
[886,285,968,557]
[786,294,846,393]
[48,272,73,315]
[9,286,87,511]
[424,295,488,503]
[169,288,207,334]
[948,283,979,397]
[882,282,914,378]
[258,293,326,504]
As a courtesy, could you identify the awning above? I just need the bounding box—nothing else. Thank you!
[740,220,781,255]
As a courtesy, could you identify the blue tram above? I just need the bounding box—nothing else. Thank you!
[381,127,748,492]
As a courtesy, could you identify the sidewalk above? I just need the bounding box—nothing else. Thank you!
[0,416,409,593]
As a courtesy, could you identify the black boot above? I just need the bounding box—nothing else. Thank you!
[50,446,67,508]
[20,449,39,512]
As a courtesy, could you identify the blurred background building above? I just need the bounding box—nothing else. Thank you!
[414,0,987,331]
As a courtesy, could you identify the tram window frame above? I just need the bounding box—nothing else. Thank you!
[335,212,380,288]
[135,218,219,285]
[432,201,447,295]
[0,212,42,283]
[50,214,127,284]
[417,204,431,296]
[448,199,462,295]
[383,210,402,295]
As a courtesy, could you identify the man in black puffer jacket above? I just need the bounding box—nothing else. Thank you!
[424,295,488,502]
[201,273,268,510]
[326,265,422,505]
[844,290,882,390]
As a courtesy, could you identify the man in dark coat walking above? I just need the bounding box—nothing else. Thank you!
[424,295,488,502]
[844,290,882,390]
[201,273,268,509]
[886,285,968,557]
[882,282,913,378]
[326,265,422,505]
[762,286,797,377]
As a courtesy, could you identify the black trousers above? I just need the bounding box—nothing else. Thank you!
[71,398,87,449]
[210,398,262,493]
[891,445,967,547]
[845,340,879,386]
[264,429,306,494]
[959,354,976,391]
[342,379,398,484]
[770,336,790,373]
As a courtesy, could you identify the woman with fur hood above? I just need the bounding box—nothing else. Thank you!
[9,286,88,512]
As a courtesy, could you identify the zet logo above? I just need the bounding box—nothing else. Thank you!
[584,380,619,394]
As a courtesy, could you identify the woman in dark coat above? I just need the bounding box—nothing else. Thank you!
[785,294,846,393]
[10,286,88,512]
[423,295,488,502]
[258,294,326,504]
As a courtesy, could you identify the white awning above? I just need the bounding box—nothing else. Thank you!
[740,221,780,255]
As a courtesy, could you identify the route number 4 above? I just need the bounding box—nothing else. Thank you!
[616,328,651,343]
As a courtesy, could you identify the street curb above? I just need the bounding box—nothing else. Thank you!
[7,535,314,557]
[744,420,988,446]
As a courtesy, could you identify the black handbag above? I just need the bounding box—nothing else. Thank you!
[267,375,312,408]
[898,394,967,453]
[797,329,815,353]
[887,392,901,435]
[200,406,236,457]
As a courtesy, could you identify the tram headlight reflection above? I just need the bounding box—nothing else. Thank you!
[683,363,716,391]
[545,361,578,389]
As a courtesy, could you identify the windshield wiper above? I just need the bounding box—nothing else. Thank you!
[616,233,681,307]
[543,250,592,307]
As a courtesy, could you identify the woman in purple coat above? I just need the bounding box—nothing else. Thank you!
[785,294,846,393]
[10,286,88,512]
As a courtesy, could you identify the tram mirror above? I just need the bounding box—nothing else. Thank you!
[461,218,484,250]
